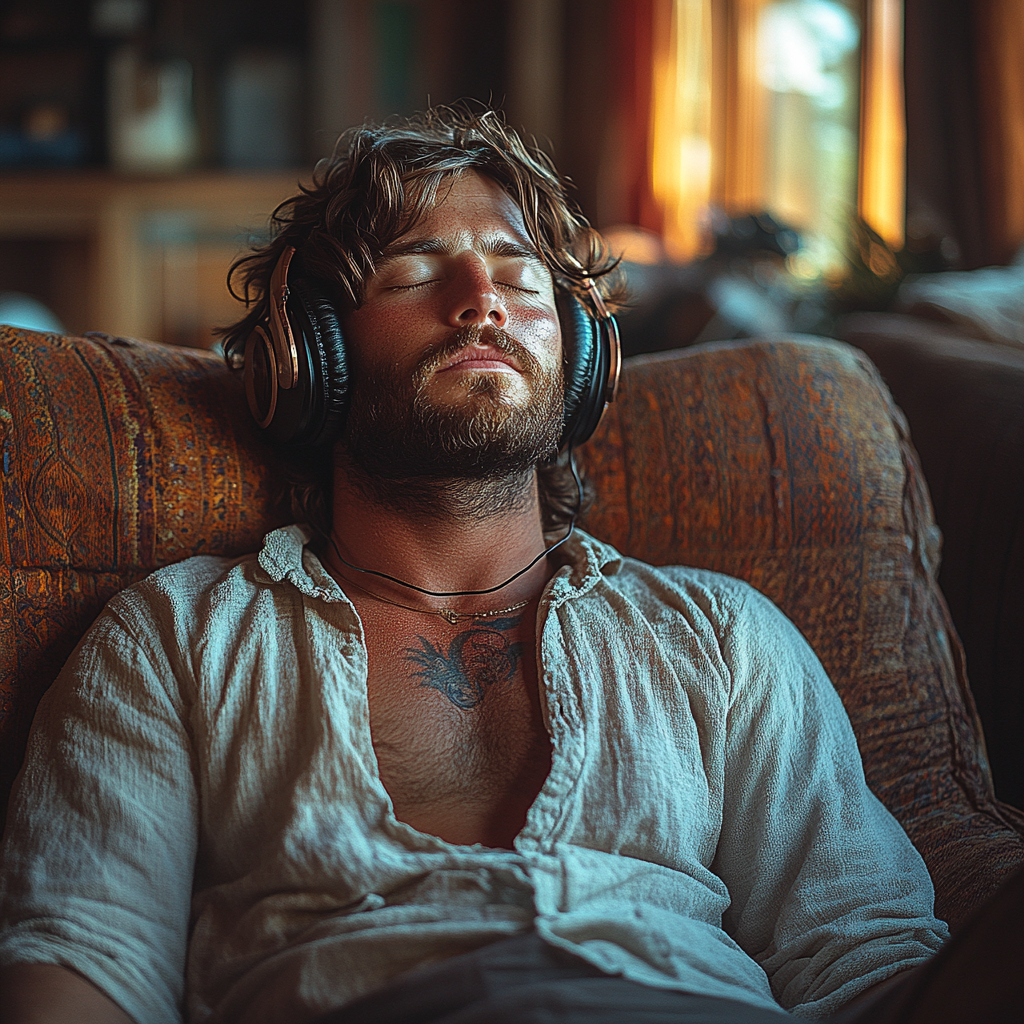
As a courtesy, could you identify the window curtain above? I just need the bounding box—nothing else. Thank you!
[905,0,1024,268]
[595,0,713,260]
[590,0,660,232]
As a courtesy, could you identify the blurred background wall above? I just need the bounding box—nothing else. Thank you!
[0,0,1022,346]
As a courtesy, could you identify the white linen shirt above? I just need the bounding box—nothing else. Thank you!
[0,526,947,1023]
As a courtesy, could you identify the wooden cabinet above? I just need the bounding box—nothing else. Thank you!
[0,171,303,347]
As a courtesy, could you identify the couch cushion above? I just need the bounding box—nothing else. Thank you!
[0,326,286,830]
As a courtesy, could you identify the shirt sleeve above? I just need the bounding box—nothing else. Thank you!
[0,595,198,1024]
[708,582,949,1019]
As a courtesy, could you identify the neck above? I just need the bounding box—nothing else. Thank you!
[324,447,556,613]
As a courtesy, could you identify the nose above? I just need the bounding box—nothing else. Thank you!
[445,258,508,329]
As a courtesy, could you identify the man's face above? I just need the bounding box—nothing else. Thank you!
[341,171,565,484]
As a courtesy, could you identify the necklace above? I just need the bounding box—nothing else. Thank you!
[339,572,530,625]
[328,521,574,599]
[325,451,584,600]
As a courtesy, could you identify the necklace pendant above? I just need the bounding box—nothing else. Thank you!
[440,608,461,625]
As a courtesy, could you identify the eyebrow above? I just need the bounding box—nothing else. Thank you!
[377,237,545,266]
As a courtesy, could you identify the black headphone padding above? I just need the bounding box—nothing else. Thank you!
[557,291,609,449]
[293,279,350,444]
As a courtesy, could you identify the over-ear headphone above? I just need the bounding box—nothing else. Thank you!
[238,245,620,450]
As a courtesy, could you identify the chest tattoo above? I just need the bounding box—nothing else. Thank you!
[403,615,525,708]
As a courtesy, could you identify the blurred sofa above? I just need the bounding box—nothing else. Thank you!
[837,307,1024,809]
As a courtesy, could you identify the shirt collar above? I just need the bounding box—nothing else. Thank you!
[255,522,623,605]
[544,526,622,608]
[256,524,347,601]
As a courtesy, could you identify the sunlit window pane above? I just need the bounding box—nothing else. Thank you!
[650,0,715,260]
[757,0,861,274]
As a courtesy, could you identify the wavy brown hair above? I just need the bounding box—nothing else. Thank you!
[219,105,619,538]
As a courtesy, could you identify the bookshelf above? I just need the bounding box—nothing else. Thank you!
[0,1,588,346]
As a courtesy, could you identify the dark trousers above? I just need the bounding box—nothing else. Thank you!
[312,866,1024,1024]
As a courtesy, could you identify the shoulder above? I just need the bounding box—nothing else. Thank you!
[76,527,317,688]
[48,553,255,715]
[623,561,801,658]
[105,550,257,643]
[591,540,780,638]
[582,535,822,701]
[107,525,312,629]
[621,559,765,613]
[572,529,783,633]
[603,554,853,750]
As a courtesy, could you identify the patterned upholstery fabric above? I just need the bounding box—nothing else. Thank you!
[0,327,286,834]
[0,326,1021,932]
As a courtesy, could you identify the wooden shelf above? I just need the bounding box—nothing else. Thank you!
[0,171,304,347]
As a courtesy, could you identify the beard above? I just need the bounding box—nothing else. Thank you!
[341,324,564,517]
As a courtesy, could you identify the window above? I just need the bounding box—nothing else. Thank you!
[648,0,904,273]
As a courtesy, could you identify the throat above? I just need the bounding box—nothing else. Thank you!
[346,464,538,524]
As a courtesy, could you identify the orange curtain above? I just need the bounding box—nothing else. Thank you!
[597,0,719,258]
[647,0,714,259]
[859,0,906,249]
[593,0,658,231]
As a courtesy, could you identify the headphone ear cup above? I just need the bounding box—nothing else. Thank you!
[290,278,349,446]
[243,325,279,429]
[557,291,609,449]
[257,278,350,446]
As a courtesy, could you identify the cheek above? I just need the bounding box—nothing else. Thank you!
[511,306,562,363]
[344,308,418,373]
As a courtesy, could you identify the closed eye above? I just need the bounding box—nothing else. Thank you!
[497,281,538,294]
[390,279,538,294]
[390,279,439,291]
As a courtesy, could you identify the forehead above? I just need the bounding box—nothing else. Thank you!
[394,171,532,248]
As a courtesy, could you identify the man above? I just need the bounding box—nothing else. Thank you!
[0,107,1007,1024]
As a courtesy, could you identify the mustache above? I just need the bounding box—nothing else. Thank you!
[412,324,544,383]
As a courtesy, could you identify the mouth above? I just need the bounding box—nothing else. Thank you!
[436,345,522,375]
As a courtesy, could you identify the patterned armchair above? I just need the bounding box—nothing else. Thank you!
[0,325,1021,931]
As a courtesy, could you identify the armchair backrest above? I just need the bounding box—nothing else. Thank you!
[1,326,1020,929]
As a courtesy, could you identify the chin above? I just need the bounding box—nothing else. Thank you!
[434,372,530,408]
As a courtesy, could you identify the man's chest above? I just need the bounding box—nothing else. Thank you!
[357,603,553,848]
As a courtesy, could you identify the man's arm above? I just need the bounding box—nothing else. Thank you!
[0,964,133,1024]
[0,596,199,1024]
[708,582,948,1016]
